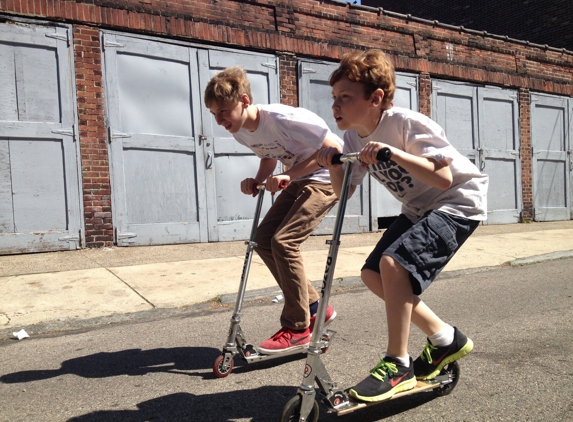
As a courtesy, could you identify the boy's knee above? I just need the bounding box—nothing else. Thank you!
[268,235,286,256]
[254,233,271,253]
[380,254,407,275]
[380,254,396,268]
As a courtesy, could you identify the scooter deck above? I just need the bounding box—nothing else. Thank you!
[336,379,441,415]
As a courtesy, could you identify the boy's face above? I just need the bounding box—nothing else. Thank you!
[331,77,382,136]
[208,97,248,134]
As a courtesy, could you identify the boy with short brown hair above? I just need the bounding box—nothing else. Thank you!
[205,66,343,354]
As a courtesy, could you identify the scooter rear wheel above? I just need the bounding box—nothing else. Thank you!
[434,360,460,396]
[213,354,234,378]
[280,395,319,422]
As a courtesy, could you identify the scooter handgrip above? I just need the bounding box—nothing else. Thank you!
[376,147,392,162]
[279,180,288,189]
[332,154,343,165]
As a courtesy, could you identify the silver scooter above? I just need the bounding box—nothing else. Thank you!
[280,151,460,421]
[213,183,335,378]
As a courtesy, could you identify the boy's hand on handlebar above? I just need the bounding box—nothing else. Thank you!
[266,175,290,193]
[360,142,391,167]
[241,178,262,197]
[317,146,343,168]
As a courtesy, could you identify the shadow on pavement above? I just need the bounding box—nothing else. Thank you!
[0,346,220,383]
[1,345,438,421]
[62,386,437,422]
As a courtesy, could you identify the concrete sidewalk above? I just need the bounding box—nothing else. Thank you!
[2,220,573,338]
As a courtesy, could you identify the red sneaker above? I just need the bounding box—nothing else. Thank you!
[309,304,337,332]
[258,327,311,354]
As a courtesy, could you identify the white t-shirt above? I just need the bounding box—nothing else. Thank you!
[233,104,343,183]
[344,107,489,221]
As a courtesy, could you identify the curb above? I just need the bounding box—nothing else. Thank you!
[508,250,573,266]
[3,251,572,341]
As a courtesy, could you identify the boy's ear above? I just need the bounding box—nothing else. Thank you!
[240,93,251,107]
[370,88,385,107]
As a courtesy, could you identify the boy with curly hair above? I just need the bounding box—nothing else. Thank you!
[318,50,488,402]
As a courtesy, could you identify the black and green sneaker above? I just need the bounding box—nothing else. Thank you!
[414,326,474,380]
[348,357,416,403]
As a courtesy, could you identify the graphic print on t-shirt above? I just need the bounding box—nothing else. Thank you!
[249,140,296,166]
[369,160,414,198]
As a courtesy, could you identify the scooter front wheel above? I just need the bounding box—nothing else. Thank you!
[213,354,234,378]
[280,395,319,422]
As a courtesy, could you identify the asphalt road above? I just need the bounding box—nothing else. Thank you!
[1,258,572,422]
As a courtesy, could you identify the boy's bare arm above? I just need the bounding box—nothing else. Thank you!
[281,134,343,181]
[316,145,357,199]
[327,163,357,199]
[255,157,278,182]
[360,142,453,190]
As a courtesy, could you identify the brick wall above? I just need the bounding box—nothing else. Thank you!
[73,25,113,247]
[1,0,572,244]
[518,88,533,222]
[279,53,298,106]
[1,0,571,94]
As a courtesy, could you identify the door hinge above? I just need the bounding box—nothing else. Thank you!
[104,40,125,48]
[46,31,69,45]
[58,233,80,242]
[302,67,317,74]
[117,232,137,241]
[261,62,277,70]
[108,128,131,142]
[52,126,76,141]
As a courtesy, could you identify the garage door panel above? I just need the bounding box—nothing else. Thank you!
[212,138,253,155]
[433,81,521,224]
[104,33,207,245]
[11,139,67,232]
[0,141,15,233]
[434,85,477,152]
[535,158,567,208]
[0,43,18,121]
[123,148,198,225]
[0,22,81,253]
[481,97,517,151]
[532,104,566,152]
[121,134,196,152]
[484,157,518,210]
[112,34,188,61]
[117,53,193,137]
[214,155,271,221]
[16,45,61,123]
[531,94,571,222]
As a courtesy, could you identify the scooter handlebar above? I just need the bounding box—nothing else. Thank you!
[252,180,288,192]
[331,148,391,165]
[332,154,344,165]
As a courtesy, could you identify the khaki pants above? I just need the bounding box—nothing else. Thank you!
[255,180,338,330]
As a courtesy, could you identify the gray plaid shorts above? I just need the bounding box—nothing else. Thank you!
[363,210,479,295]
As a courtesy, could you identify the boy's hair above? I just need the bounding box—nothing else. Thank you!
[329,49,395,109]
[204,66,253,108]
